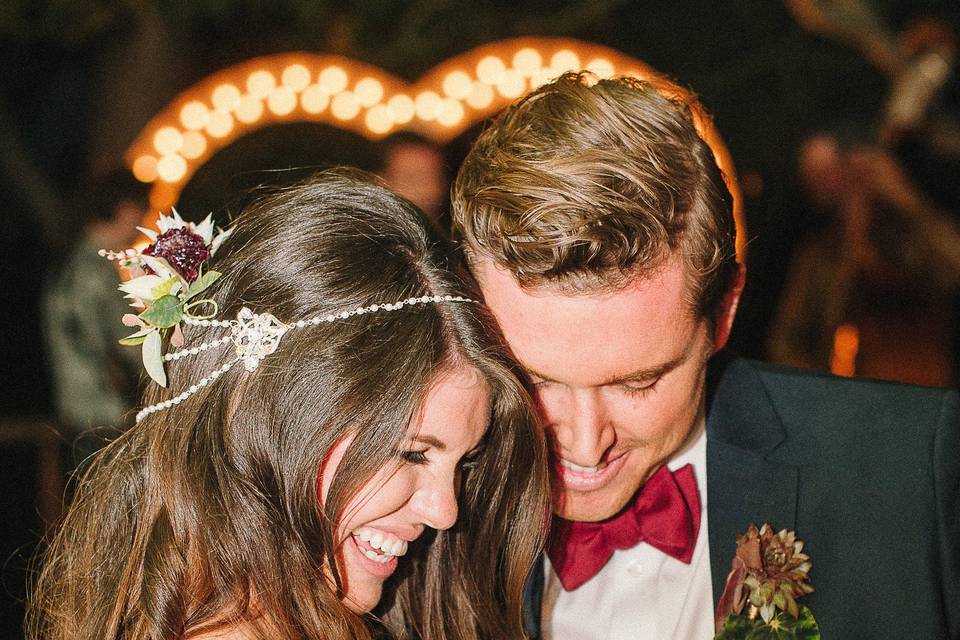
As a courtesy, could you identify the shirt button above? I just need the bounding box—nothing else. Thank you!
[626,560,643,577]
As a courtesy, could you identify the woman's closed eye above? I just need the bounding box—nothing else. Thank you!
[398,449,429,465]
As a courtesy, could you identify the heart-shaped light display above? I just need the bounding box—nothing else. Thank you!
[126,37,744,258]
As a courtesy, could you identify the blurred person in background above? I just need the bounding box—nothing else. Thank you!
[43,169,148,453]
[768,131,960,386]
[377,132,448,229]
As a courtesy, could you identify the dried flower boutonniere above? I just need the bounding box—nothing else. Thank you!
[714,524,820,639]
[100,209,232,387]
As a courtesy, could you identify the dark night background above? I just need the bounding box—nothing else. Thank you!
[2,1,958,637]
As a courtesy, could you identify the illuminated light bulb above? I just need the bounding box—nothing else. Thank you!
[530,67,558,89]
[387,94,415,124]
[153,127,183,155]
[365,104,393,134]
[211,84,241,112]
[132,155,158,183]
[512,48,543,76]
[180,131,207,159]
[319,66,349,94]
[586,58,615,78]
[442,71,472,99]
[281,64,311,92]
[267,86,297,116]
[246,70,276,99]
[179,101,210,130]
[205,110,234,138]
[496,69,525,98]
[465,81,495,109]
[437,98,465,127]
[414,91,442,121]
[354,77,384,107]
[330,91,360,120]
[235,95,264,123]
[301,85,330,114]
[550,49,581,73]
[156,154,187,183]
[476,56,506,85]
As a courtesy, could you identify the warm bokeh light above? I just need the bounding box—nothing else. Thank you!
[211,83,241,112]
[414,90,442,121]
[387,94,415,124]
[319,66,349,94]
[466,81,495,109]
[587,57,615,78]
[496,69,526,98]
[179,101,210,130]
[442,71,472,99]
[246,70,276,99]
[267,86,297,115]
[235,95,264,123]
[205,110,234,137]
[476,56,506,85]
[437,98,465,126]
[365,104,393,134]
[550,49,581,74]
[156,154,187,182]
[331,91,361,120]
[301,85,330,113]
[153,127,183,155]
[132,155,158,182]
[512,48,543,76]
[355,77,384,107]
[180,131,207,159]
[281,64,311,92]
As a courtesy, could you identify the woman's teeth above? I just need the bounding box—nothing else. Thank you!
[354,527,409,563]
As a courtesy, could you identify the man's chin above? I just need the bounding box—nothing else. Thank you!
[552,491,633,522]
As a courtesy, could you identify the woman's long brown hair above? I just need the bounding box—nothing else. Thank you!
[28,170,549,640]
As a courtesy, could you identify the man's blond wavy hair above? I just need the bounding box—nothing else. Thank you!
[451,72,737,318]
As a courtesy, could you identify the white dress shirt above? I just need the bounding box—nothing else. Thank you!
[541,425,713,640]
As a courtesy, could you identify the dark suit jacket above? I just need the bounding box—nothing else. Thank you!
[525,353,960,639]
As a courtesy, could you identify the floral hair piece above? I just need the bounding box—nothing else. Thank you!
[102,210,475,423]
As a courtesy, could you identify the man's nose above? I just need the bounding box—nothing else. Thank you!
[410,471,459,531]
[550,388,615,466]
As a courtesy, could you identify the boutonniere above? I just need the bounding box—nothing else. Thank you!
[714,524,820,639]
[99,209,232,387]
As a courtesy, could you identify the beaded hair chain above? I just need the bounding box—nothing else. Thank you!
[136,295,475,422]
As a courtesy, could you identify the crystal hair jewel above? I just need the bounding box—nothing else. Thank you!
[135,295,475,423]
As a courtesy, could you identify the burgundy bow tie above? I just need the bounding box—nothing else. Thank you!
[547,463,701,591]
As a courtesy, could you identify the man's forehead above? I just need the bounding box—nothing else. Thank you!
[473,255,701,386]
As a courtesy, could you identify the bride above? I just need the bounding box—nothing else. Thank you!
[29,170,549,639]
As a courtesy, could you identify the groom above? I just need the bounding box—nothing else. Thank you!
[451,73,960,639]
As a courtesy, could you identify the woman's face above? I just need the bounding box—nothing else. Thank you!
[318,364,491,613]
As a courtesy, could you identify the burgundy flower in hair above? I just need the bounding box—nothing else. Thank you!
[143,227,210,283]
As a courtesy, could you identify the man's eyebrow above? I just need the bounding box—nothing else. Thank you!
[598,356,684,386]
[412,435,446,450]
[523,354,686,387]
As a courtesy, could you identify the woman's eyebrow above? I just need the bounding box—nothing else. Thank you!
[412,435,446,450]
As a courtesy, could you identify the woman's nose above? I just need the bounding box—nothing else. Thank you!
[410,472,459,530]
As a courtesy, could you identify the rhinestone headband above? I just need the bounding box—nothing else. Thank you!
[136,294,475,422]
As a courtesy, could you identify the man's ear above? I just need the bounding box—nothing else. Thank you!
[712,262,746,353]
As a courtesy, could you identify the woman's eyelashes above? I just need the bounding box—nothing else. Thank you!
[398,448,429,465]
[397,447,483,470]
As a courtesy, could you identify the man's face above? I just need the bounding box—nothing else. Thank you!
[475,254,723,522]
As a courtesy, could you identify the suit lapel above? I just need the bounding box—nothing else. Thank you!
[705,353,798,608]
